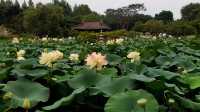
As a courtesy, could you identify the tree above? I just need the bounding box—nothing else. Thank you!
[81,13,102,22]
[12,0,21,15]
[52,0,59,5]
[73,4,93,16]
[0,0,21,26]
[23,4,66,36]
[142,20,165,34]
[22,0,28,9]
[28,0,34,7]
[189,19,200,34]
[105,4,146,29]
[0,0,6,24]
[155,10,173,23]
[181,3,200,21]
[6,0,22,30]
[59,0,72,16]
[166,21,196,36]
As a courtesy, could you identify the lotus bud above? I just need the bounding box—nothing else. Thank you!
[43,48,48,53]
[0,63,6,68]
[23,97,31,110]
[51,77,58,81]
[137,98,147,108]
[3,92,13,100]
[168,98,175,104]
[182,69,188,74]
[69,53,79,61]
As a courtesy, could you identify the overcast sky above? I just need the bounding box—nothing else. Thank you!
[18,0,200,19]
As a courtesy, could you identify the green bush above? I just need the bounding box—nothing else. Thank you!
[166,21,197,36]
[133,20,165,35]
[77,30,129,42]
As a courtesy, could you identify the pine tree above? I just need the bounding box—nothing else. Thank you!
[60,0,72,15]
[28,0,34,7]
[14,0,20,8]
[0,0,5,6]
[5,0,13,7]
[13,0,21,14]
[22,0,28,9]
[53,0,59,5]
[0,0,6,24]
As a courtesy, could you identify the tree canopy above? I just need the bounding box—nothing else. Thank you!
[0,0,199,37]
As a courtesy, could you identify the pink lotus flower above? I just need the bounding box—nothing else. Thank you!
[85,52,108,70]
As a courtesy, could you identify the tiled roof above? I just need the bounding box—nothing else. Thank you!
[73,21,111,30]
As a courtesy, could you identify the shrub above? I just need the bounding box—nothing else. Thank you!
[166,21,197,36]
[133,20,165,35]
[77,30,129,42]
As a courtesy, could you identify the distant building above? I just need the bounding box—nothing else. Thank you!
[73,21,111,31]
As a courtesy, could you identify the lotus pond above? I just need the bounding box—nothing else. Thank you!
[1,36,200,112]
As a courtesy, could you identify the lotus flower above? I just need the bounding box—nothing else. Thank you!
[12,37,19,44]
[115,38,124,44]
[85,52,108,70]
[39,50,63,67]
[127,51,140,62]
[69,53,79,61]
[17,57,25,61]
[17,50,26,57]
[106,40,115,45]
[16,50,26,61]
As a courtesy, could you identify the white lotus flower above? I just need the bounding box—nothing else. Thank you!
[16,50,26,61]
[106,40,115,45]
[17,50,26,57]
[152,36,157,40]
[59,38,64,42]
[127,51,140,62]
[115,38,124,44]
[17,56,25,61]
[39,50,63,67]
[69,53,79,61]
[12,38,19,44]
[52,38,58,41]
[42,37,48,41]
[106,38,124,45]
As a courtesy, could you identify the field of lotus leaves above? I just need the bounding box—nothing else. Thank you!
[1,36,200,112]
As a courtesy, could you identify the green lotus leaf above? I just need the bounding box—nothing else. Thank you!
[106,54,123,65]
[99,68,118,76]
[105,90,159,112]
[183,75,200,89]
[170,92,200,111]
[43,87,85,110]
[91,76,134,96]
[68,69,106,89]
[3,78,49,108]
[147,68,179,80]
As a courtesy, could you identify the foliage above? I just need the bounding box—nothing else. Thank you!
[166,21,197,36]
[77,30,128,42]
[104,4,147,30]
[137,20,165,34]
[0,0,199,37]
[155,10,174,23]
[0,35,200,111]
[23,4,66,37]
[181,3,200,21]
